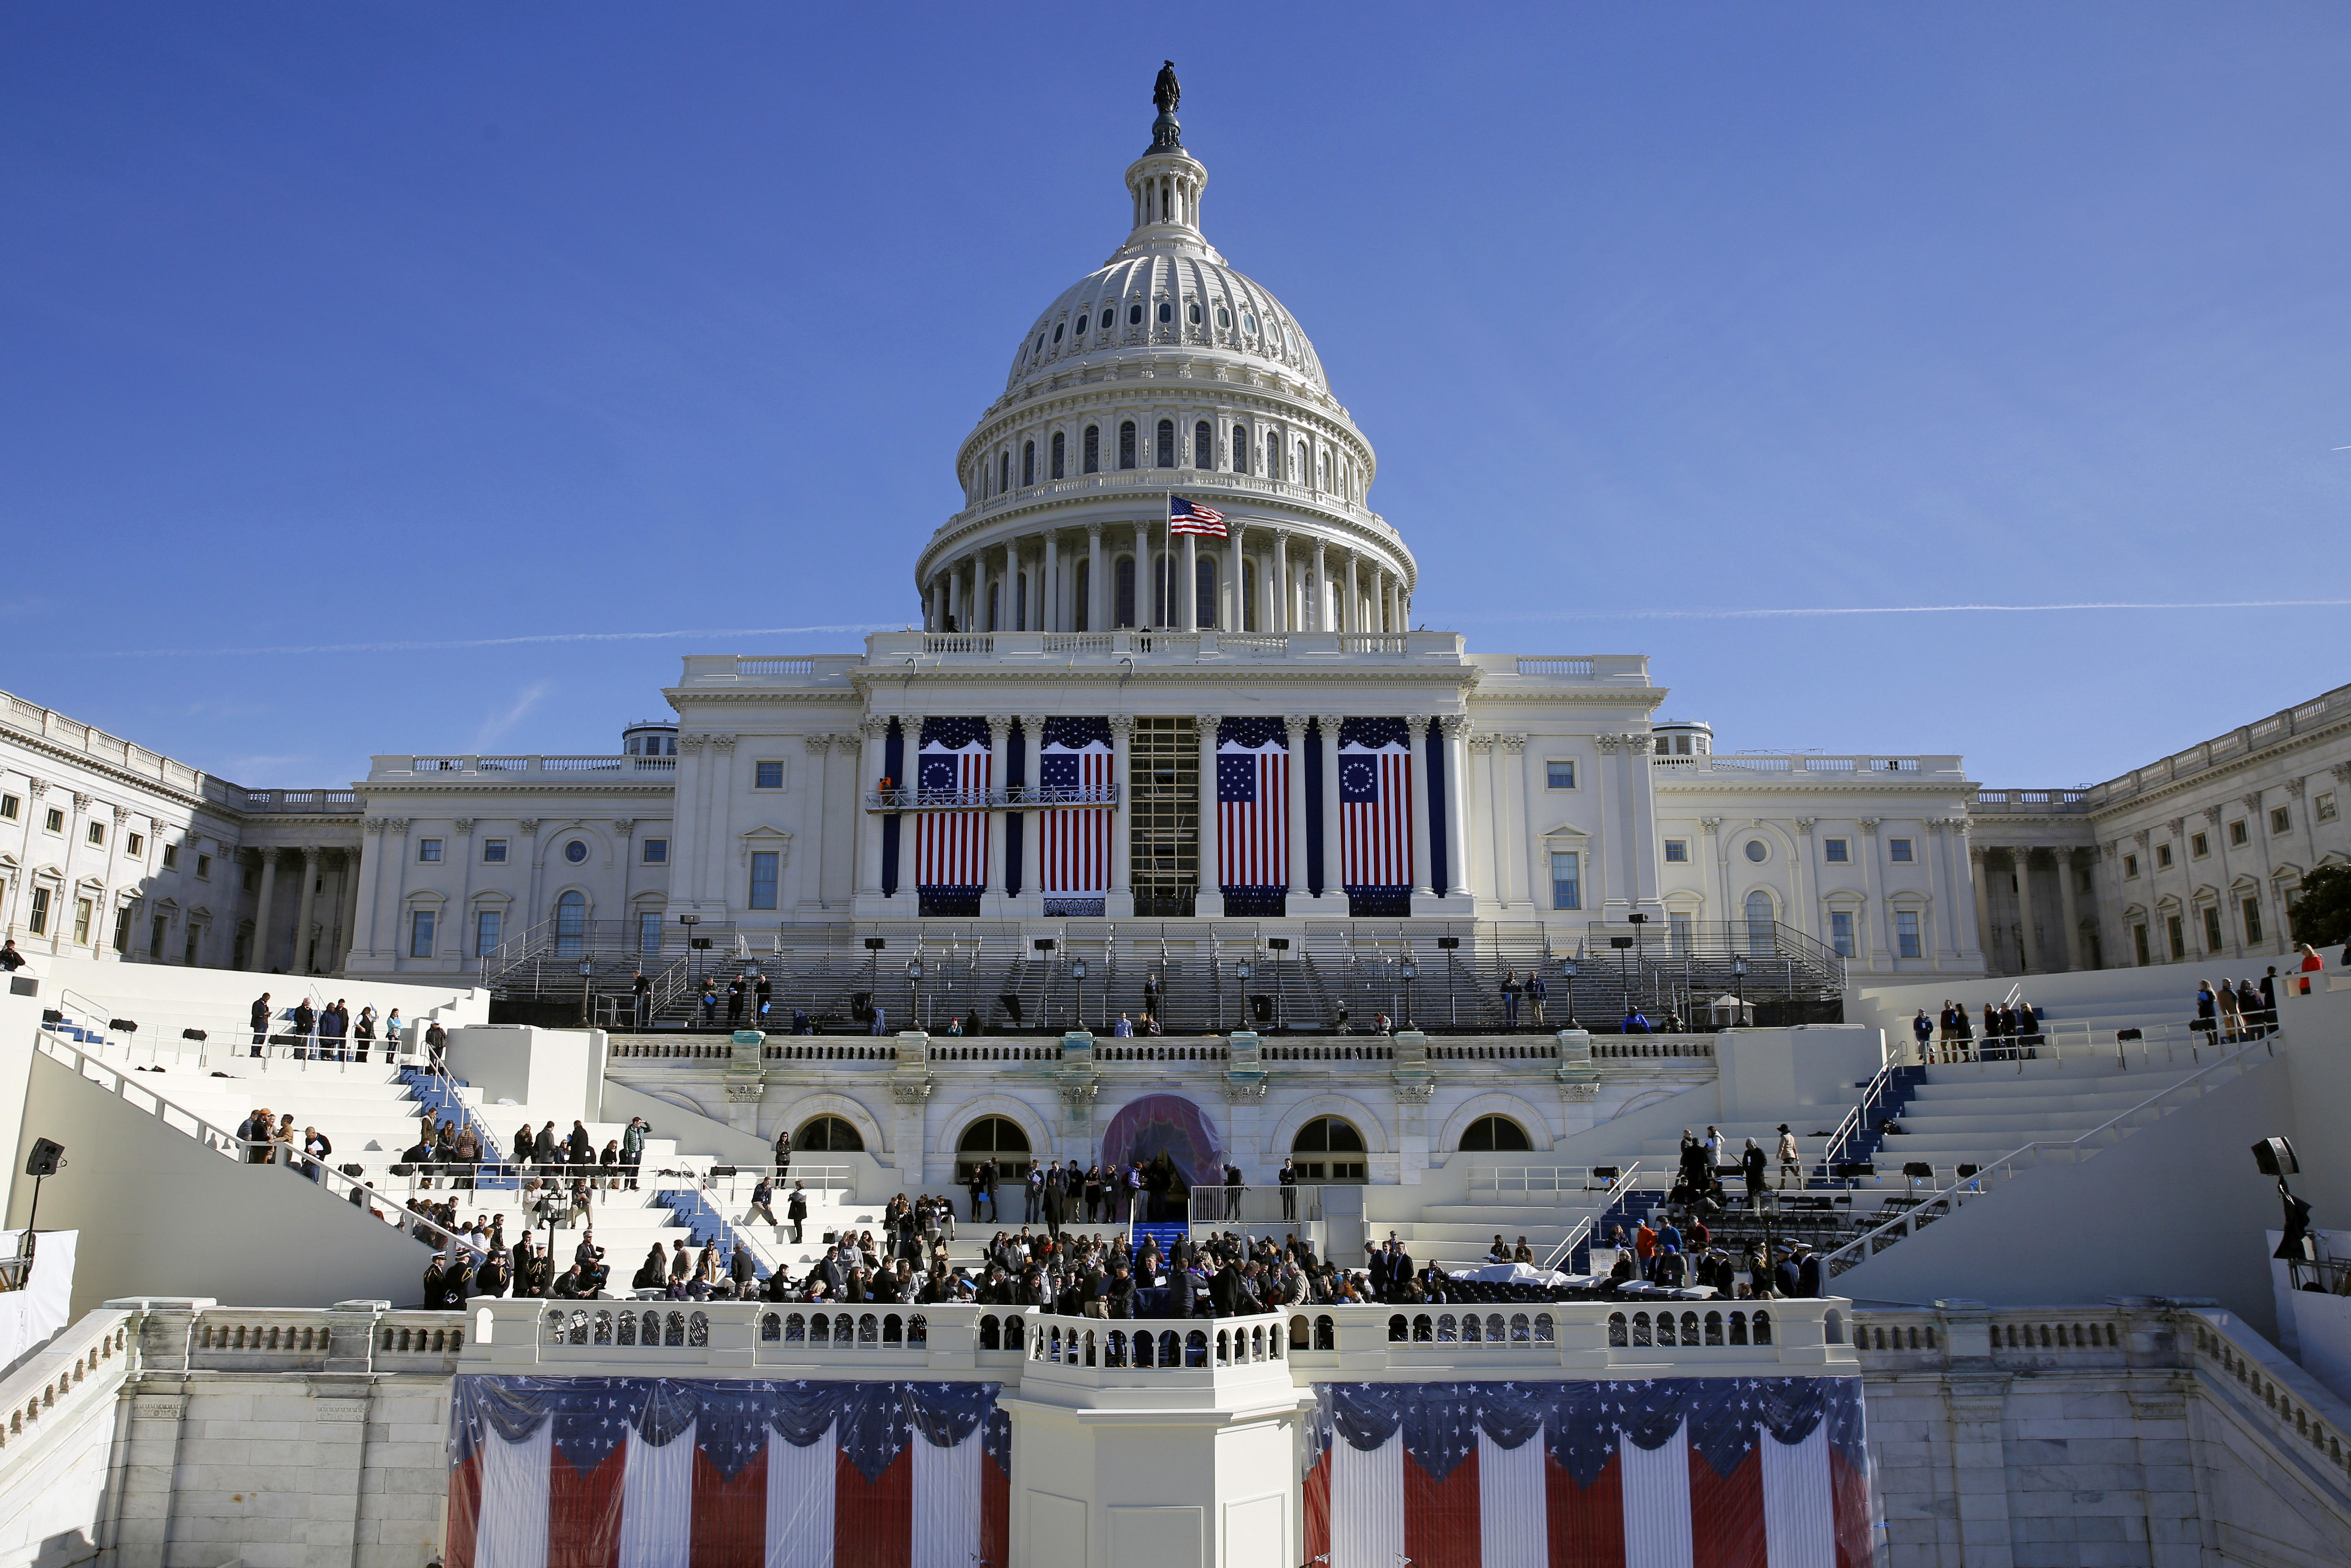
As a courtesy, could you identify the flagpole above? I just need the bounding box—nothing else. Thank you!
[1163,491,1173,630]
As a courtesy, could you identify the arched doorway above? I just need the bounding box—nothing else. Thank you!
[1745,889,1777,955]
[554,891,586,958]
[955,1115,1031,1184]
[1100,1094,1223,1184]
[1291,1116,1367,1182]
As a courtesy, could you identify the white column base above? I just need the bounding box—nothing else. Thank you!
[1193,891,1226,918]
[1104,892,1137,919]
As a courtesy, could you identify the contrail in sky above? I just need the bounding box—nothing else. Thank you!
[90,623,900,658]
[1464,599,2351,623]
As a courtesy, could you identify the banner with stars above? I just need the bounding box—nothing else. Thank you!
[445,1375,1009,1568]
[1302,1377,1869,1568]
[1338,717,1414,916]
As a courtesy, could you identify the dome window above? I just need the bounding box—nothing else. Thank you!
[1035,334,1045,355]
[1052,322,1064,343]
[1084,425,1101,474]
[1156,300,1173,324]
[1217,306,1232,329]
[1194,421,1212,470]
[1155,419,1176,468]
[1232,424,1250,475]
[1051,431,1066,480]
[1187,301,1201,326]
[1242,311,1258,334]
[1128,304,1143,326]
[1074,313,1088,335]
[1118,421,1137,470]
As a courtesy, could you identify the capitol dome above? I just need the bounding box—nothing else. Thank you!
[914,80,1412,642]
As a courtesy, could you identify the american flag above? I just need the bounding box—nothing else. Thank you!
[1216,718,1289,891]
[1168,495,1227,537]
[1039,719,1113,896]
[1339,718,1413,892]
[916,722,991,893]
[445,1374,1010,1568]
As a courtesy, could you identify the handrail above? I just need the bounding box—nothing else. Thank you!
[1542,1165,1641,1273]
[28,1024,476,1259]
[48,987,425,1074]
[1822,1035,2272,1274]
[863,784,1120,812]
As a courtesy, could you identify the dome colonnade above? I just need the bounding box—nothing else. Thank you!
[913,104,1414,640]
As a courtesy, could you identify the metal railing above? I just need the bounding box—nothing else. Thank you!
[47,987,429,1075]
[862,784,1120,812]
[1822,1035,2274,1276]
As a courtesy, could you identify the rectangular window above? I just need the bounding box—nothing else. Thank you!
[43,808,63,834]
[0,794,15,820]
[201,854,216,881]
[755,761,784,789]
[2133,923,2151,965]
[417,839,444,863]
[2319,792,2339,823]
[162,843,177,870]
[639,911,664,956]
[1888,838,1914,863]
[2156,844,2173,868]
[126,832,143,856]
[2191,832,2209,858]
[1894,910,1921,959]
[1830,910,1856,958]
[643,839,669,864]
[2203,906,2224,951]
[2229,820,2248,847]
[2167,913,2186,960]
[1823,839,1848,863]
[2123,854,2139,878]
[1550,850,1581,911]
[149,914,167,957]
[475,909,503,957]
[72,898,92,945]
[2242,897,2264,946]
[26,887,48,936]
[1545,761,1576,790]
[86,821,104,847]
[482,838,508,863]
[112,907,130,954]
[748,850,780,909]
[1663,840,1688,863]
[2271,806,2291,835]
[409,909,436,958]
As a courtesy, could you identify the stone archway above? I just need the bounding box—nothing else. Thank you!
[1099,1093,1223,1185]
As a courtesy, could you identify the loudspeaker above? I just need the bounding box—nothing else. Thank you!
[1956,1163,1980,1179]
[1832,1162,1875,1180]
[710,1165,739,1180]
[1250,995,1274,1023]
[24,1140,63,1179]
[2254,1137,2300,1177]
[108,1018,138,1034]
[1590,1165,1621,1181]
[1902,1161,1933,1180]
[181,1028,208,1042]
[2117,1028,2143,1042]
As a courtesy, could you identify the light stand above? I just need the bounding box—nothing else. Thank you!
[1732,956,1748,1023]
[1072,958,1087,1032]
[908,958,923,1032]
[1559,958,1578,1030]
[578,958,595,1027]
[1400,958,1416,1030]
[678,914,702,994]
[1236,959,1253,1034]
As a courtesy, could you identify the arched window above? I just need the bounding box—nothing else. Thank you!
[1084,425,1101,474]
[1194,421,1213,470]
[1232,424,1250,475]
[553,891,586,958]
[1156,420,1175,468]
[1291,1116,1367,1182]
[1073,559,1090,632]
[1746,889,1777,954]
[998,453,1010,494]
[1128,303,1143,326]
[1195,557,1217,628]
[1460,1115,1532,1152]
[1296,443,1308,482]
[1119,421,1137,470]
[1115,556,1136,628]
[1051,431,1065,480]
[796,1115,864,1152]
[1022,441,1035,487]
[1157,300,1172,324]
[956,1116,1033,1182]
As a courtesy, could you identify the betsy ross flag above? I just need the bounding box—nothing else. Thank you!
[445,1374,1009,1568]
[916,718,991,898]
[1216,717,1289,892]
[1038,716,1113,902]
[1338,717,1413,893]
[1305,1376,1871,1568]
[1168,495,1227,537]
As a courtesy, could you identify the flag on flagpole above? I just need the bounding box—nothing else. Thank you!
[446,1374,1010,1568]
[1168,495,1228,537]
[1303,1375,1871,1568]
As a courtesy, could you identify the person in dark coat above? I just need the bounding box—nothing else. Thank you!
[1741,1139,1769,1210]
[249,993,272,1056]
[730,1242,757,1290]
[1795,1247,1823,1299]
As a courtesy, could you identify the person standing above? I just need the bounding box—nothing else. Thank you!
[1279,1157,1299,1223]
[1776,1124,1800,1190]
[249,993,272,1057]
[423,1018,447,1069]
[1024,1164,1043,1224]
[620,1116,646,1191]
[632,971,652,1029]
[755,973,774,1023]
[1526,969,1548,1025]
[1500,971,1521,1029]
[290,997,316,1061]
[1913,1009,1933,1061]
[787,1182,808,1245]
[1742,1138,1768,1210]
[727,975,746,1025]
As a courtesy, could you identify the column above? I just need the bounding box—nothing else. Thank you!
[1273,532,1291,632]
[1405,717,1436,898]
[1318,713,1345,904]
[349,822,388,966]
[1345,554,1361,634]
[944,567,961,632]
[1861,820,1891,968]
[250,848,281,972]
[855,720,888,899]
[984,714,1011,909]
[1021,714,1046,907]
[1132,522,1149,627]
[1086,524,1105,632]
[1283,716,1310,898]
[1440,715,1472,898]
[1108,715,1135,915]
[2013,849,2040,972]
[1001,542,1016,631]
[2056,848,2083,972]
[1500,735,1529,907]
[1045,533,1062,632]
[336,849,362,973]
[1969,843,1996,972]
[1180,532,1197,630]
[1700,819,1724,935]
[1195,714,1223,916]
[803,734,831,909]
[292,845,322,973]
[1792,820,1817,943]
[1311,542,1328,631]
[1226,523,1246,630]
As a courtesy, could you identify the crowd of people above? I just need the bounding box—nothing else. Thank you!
[244,990,446,1064]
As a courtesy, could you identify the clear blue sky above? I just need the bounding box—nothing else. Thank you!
[4,5,2346,789]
